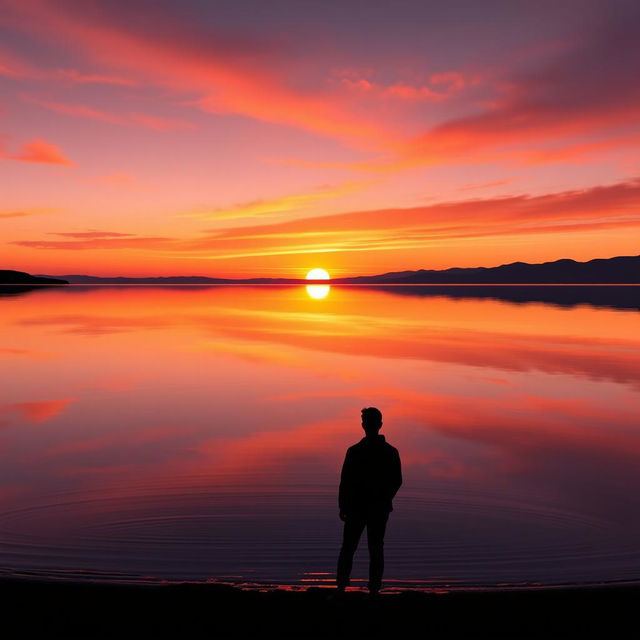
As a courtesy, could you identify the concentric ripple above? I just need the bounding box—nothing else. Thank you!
[2,479,640,589]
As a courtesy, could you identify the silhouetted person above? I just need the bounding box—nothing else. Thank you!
[336,407,402,595]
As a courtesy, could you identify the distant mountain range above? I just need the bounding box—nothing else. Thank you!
[34,254,639,284]
[337,254,640,284]
[1,254,637,286]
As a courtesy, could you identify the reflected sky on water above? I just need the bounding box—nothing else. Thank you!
[0,285,639,589]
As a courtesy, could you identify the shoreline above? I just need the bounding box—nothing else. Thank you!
[3,575,639,637]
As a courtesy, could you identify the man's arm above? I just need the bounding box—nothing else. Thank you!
[338,448,353,520]
[387,449,402,502]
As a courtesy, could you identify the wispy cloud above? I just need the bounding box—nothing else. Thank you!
[86,173,147,189]
[173,176,640,259]
[48,230,137,239]
[55,68,136,86]
[26,97,195,131]
[13,235,172,250]
[9,138,74,166]
[191,182,374,221]
[0,211,32,218]
[12,177,640,259]
[335,68,478,102]
[0,398,76,424]
[458,179,513,192]
[0,45,136,86]
[3,0,391,148]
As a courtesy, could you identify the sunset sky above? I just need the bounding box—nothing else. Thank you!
[1,0,639,278]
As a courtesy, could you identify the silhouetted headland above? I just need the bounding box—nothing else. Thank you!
[40,254,639,285]
[0,270,68,296]
[0,270,68,285]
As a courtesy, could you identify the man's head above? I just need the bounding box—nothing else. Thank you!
[361,406,383,436]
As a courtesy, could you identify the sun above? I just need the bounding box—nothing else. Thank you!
[306,268,330,280]
[305,268,330,299]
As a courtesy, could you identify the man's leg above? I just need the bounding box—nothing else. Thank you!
[366,511,389,593]
[336,514,366,590]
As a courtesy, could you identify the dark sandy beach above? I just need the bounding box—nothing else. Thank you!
[2,577,638,638]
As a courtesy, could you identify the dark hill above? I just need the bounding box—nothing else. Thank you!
[0,270,68,285]
[43,274,234,285]
[337,255,640,284]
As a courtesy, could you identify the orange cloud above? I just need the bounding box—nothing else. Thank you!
[458,179,513,192]
[50,230,136,239]
[87,173,146,189]
[514,133,640,166]
[0,211,32,218]
[10,138,74,166]
[179,177,640,259]
[13,235,172,250]
[192,182,373,221]
[336,68,476,102]
[10,177,640,259]
[0,207,56,218]
[0,397,76,424]
[0,347,57,358]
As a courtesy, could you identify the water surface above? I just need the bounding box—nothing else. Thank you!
[1,285,639,590]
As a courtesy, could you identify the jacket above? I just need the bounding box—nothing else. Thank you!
[338,434,402,516]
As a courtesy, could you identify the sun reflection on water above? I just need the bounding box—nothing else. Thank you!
[305,284,330,299]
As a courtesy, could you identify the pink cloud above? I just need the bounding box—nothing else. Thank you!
[55,68,136,86]
[128,113,195,131]
[0,44,34,77]
[458,179,513,192]
[27,98,125,125]
[336,68,476,103]
[514,133,640,167]
[2,0,391,148]
[87,173,146,189]
[0,397,76,424]
[10,137,74,166]
[0,44,135,85]
[2,0,640,172]
[392,16,640,169]
[26,97,195,131]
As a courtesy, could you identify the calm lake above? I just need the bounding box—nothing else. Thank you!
[1,285,639,590]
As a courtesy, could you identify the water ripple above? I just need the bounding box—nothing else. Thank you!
[1,480,639,589]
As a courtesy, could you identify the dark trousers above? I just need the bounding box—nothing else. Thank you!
[336,511,389,592]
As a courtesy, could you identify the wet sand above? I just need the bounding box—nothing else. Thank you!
[2,578,637,638]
